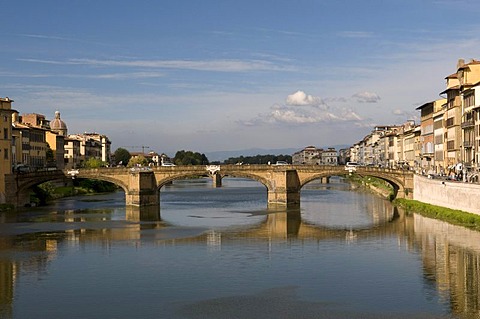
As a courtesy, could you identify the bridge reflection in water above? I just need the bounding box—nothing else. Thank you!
[1,203,480,317]
[123,202,401,240]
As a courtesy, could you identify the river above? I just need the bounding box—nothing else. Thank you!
[0,176,479,318]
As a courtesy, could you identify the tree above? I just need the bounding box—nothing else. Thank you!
[127,155,149,167]
[46,143,54,164]
[173,150,209,165]
[114,148,131,166]
[83,157,104,168]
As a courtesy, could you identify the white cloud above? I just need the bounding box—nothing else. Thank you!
[285,90,323,106]
[241,91,365,126]
[352,91,381,103]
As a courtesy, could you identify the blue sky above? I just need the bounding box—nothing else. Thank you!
[2,0,480,156]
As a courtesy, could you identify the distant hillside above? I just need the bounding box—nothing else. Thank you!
[205,145,350,162]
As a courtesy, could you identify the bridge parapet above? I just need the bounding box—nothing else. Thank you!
[4,165,414,208]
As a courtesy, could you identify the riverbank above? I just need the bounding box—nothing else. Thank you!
[32,180,118,206]
[393,198,480,231]
[345,174,394,199]
[414,174,480,215]
[348,173,480,231]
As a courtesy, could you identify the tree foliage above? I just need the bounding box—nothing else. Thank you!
[114,148,131,166]
[127,155,149,167]
[46,143,55,164]
[173,150,209,165]
[82,157,104,168]
[223,154,292,165]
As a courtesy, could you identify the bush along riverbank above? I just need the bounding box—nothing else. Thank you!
[393,198,480,231]
[32,179,118,206]
[345,174,395,200]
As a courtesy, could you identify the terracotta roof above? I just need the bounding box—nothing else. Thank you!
[445,73,457,79]
[416,101,434,110]
[439,85,460,95]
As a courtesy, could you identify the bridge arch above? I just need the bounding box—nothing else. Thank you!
[295,166,411,200]
[74,171,129,193]
[155,169,274,193]
[156,172,210,189]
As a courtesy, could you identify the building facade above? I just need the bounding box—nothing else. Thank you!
[0,97,16,202]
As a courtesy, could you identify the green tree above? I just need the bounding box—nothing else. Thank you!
[224,154,292,164]
[83,157,104,168]
[173,150,209,165]
[114,148,131,166]
[127,155,149,167]
[46,143,55,166]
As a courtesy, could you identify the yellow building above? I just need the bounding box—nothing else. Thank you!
[440,70,462,170]
[0,97,16,202]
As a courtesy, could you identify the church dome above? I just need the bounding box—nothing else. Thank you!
[50,111,68,136]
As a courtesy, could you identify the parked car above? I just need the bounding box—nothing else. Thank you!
[161,162,176,167]
[274,161,289,165]
[345,162,359,172]
[13,164,30,173]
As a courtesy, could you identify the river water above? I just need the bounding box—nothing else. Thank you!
[0,177,479,318]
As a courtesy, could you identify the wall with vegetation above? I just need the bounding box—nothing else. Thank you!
[414,175,480,215]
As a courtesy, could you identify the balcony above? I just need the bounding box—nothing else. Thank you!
[464,141,474,148]
[461,120,474,129]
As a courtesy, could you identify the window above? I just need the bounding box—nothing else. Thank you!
[464,92,475,107]
[446,117,454,127]
[3,128,7,139]
[4,148,8,160]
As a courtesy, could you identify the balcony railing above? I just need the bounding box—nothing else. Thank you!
[461,120,474,129]
[464,141,474,148]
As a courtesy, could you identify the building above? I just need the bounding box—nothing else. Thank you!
[0,97,16,202]
[47,111,67,169]
[321,148,338,165]
[82,132,111,164]
[440,65,463,171]
[416,101,435,172]
[292,146,321,165]
[12,112,49,171]
[433,100,447,174]
[64,136,81,169]
[64,132,112,168]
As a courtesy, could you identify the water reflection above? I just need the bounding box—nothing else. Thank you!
[0,178,480,318]
[413,214,480,318]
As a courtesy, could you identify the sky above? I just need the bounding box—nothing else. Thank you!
[2,0,480,156]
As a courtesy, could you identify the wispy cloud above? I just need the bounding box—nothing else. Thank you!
[17,33,74,41]
[0,71,165,80]
[337,31,375,38]
[18,58,293,73]
[352,91,381,103]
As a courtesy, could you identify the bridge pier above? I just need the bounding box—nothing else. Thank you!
[267,170,301,207]
[212,173,222,187]
[125,170,159,206]
[126,205,161,221]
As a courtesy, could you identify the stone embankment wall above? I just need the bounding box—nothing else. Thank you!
[414,174,480,215]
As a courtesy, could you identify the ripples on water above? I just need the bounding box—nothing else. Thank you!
[0,177,478,318]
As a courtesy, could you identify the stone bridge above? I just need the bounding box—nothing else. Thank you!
[4,165,414,207]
